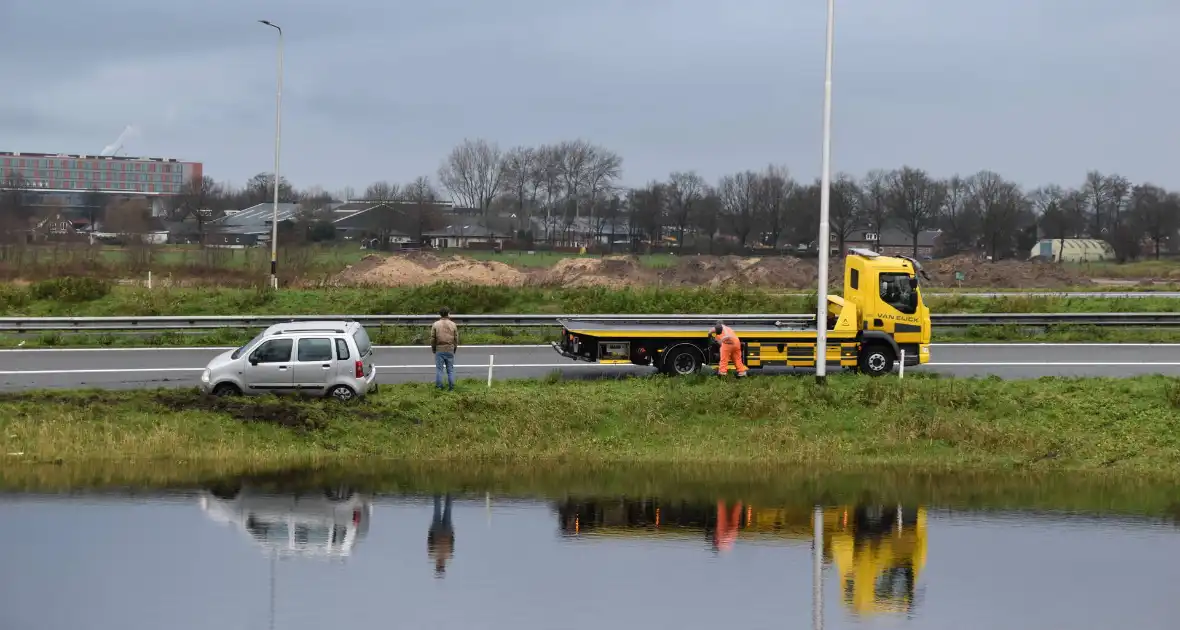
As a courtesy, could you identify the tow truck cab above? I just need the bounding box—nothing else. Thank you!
[553,250,931,377]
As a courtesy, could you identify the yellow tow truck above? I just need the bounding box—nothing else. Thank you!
[552,249,932,377]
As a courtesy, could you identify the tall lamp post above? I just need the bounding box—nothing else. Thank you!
[814,0,835,384]
[259,19,283,290]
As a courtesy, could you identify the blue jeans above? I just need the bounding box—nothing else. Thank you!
[434,351,455,389]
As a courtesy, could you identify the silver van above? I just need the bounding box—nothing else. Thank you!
[200,320,377,401]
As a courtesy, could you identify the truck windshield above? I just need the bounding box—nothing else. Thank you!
[879,273,918,314]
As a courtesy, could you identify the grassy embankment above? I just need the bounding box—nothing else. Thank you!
[1,278,1179,348]
[3,375,1180,474]
[5,459,1180,521]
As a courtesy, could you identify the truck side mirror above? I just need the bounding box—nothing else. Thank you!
[909,278,918,289]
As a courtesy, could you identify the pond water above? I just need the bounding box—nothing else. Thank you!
[2,471,1179,629]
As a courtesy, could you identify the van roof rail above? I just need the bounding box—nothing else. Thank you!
[275,328,345,335]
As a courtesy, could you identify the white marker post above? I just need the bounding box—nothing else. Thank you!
[487,354,494,387]
[814,0,836,386]
[899,350,906,379]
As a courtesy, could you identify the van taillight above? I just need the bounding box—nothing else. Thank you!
[355,361,364,378]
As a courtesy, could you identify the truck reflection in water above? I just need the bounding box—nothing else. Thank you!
[556,498,926,617]
[199,485,373,560]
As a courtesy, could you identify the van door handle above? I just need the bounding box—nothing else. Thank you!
[278,365,288,370]
[321,364,331,369]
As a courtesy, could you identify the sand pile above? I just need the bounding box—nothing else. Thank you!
[923,254,1092,288]
[537,255,653,287]
[333,253,525,287]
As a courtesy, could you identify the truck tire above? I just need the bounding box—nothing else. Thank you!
[662,345,704,376]
[858,344,895,377]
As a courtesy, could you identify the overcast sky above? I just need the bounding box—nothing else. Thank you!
[2,0,1177,194]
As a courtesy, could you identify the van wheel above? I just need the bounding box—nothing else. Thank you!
[858,344,895,377]
[212,383,241,397]
[328,385,357,402]
[662,346,703,376]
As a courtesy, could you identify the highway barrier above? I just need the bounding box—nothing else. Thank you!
[1,312,1179,332]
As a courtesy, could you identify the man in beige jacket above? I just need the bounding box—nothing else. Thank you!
[431,307,459,390]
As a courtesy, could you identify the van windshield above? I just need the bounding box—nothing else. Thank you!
[231,331,266,360]
[352,327,372,356]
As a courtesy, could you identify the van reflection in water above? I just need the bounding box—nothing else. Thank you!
[199,485,373,559]
[555,498,926,617]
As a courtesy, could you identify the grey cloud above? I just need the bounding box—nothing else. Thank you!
[1,0,1178,191]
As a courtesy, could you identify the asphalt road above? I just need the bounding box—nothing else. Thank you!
[0,343,1177,391]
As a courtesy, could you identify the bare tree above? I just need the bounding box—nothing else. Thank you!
[934,176,978,255]
[667,171,706,250]
[173,175,224,237]
[860,169,891,237]
[402,175,445,242]
[786,181,821,250]
[0,174,31,240]
[718,171,759,247]
[627,182,667,245]
[755,165,792,247]
[887,166,945,258]
[1130,184,1179,259]
[501,146,537,217]
[691,187,722,253]
[829,173,863,254]
[244,172,297,205]
[967,170,1025,260]
[438,138,506,214]
[363,181,400,201]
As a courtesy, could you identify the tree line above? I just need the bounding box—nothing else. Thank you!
[4,138,1179,259]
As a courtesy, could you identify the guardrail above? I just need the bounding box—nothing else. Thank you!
[1,312,1179,332]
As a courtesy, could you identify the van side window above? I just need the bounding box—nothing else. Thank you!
[297,338,333,362]
[850,268,859,290]
[251,339,293,363]
[879,273,918,315]
[335,338,351,360]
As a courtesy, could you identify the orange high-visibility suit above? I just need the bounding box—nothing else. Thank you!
[715,325,748,377]
[713,500,743,551]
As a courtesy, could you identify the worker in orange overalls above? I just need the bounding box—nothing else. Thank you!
[712,320,748,377]
[712,499,743,552]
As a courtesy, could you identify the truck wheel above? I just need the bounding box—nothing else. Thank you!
[663,346,703,376]
[858,344,895,377]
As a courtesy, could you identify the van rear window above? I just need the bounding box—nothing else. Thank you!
[352,327,372,356]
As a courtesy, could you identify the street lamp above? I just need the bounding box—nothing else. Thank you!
[814,0,835,384]
[259,19,283,290]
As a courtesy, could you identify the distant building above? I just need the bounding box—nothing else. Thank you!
[838,227,940,258]
[1030,239,1114,262]
[0,150,202,216]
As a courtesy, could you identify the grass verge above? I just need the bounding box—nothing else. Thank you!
[4,375,1180,473]
[3,281,1180,318]
[3,460,1179,520]
[4,324,1180,350]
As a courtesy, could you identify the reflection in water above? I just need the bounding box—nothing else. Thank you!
[199,485,372,559]
[428,494,455,577]
[556,498,925,617]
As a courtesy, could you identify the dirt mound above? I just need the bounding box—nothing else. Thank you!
[923,254,1092,288]
[333,253,526,287]
[536,255,654,288]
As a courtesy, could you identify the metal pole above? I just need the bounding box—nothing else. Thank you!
[814,0,836,385]
[813,505,824,630]
[268,552,276,630]
[259,20,283,290]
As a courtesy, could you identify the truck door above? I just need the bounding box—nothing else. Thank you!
[875,272,922,337]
